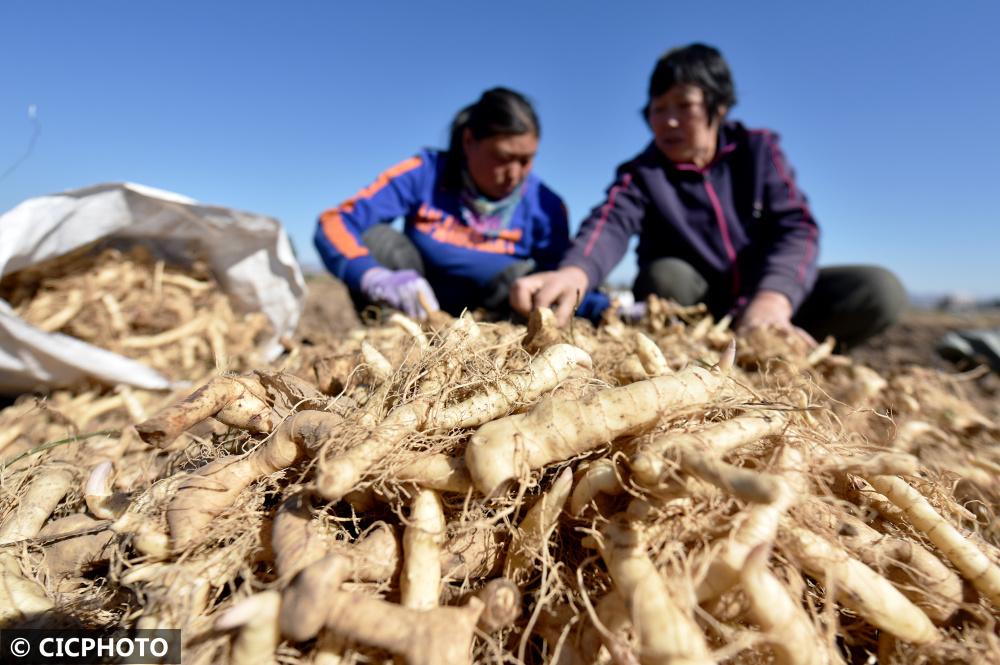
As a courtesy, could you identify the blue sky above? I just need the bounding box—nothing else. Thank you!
[2,1,998,298]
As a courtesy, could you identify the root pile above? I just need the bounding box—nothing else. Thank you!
[1,244,272,380]
[2,297,999,665]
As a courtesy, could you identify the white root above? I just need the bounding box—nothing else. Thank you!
[101,293,128,334]
[441,524,504,582]
[806,336,836,366]
[361,341,394,382]
[781,524,939,644]
[272,494,401,586]
[634,332,669,376]
[0,552,54,626]
[823,452,919,477]
[334,523,400,581]
[181,337,198,370]
[866,474,1000,610]
[38,289,84,332]
[592,517,712,665]
[121,313,211,349]
[323,594,484,665]
[401,490,445,610]
[118,519,170,560]
[317,316,480,501]
[160,272,212,292]
[0,464,76,545]
[84,461,129,519]
[136,374,276,447]
[119,546,247,631]
[115,385,148,423]
[394,454,472,493]
[75,394,126,428]
[690,314,716,341]
[0,421,26,455]
[214,591,282,665]
[892,421,944,453]
[15,268,1000,665]
[631,409,787,487]
[569,459,624,516]
[474,577,522,632]
[167,410,342,548]
[711,313,733,336]
[428,343,593,430]
[843,365,887,406]
[741,544,835,665]
[280,553,485,665]
[696,445,802,602]
[210,378,275,433]
[676,449,782,504]
[578,592,636,665]
[504,467,573,584]
[152,258,165,298]
[278,554,352,641]
[389,312,428,352]
[468,344,734,496]
[207,318,228,370]
[523,306,562,353]
[318,398,430,502]
[271,493,331,579]
[38,513,114,591]
[799,498,962,623]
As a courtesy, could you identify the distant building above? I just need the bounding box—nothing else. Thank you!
[935,292,978,312]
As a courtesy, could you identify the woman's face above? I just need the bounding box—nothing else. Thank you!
[463,129,538,200]
[647,84,725,168]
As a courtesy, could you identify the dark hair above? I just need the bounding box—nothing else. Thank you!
[443,87,540,191]
[643,43,737,123]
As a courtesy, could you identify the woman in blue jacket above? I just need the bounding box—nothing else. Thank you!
[511,44,905,347]
[315,87,605,321]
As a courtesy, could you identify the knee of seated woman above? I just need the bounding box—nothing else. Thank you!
[635,257,710,305]
[844,265,907,325]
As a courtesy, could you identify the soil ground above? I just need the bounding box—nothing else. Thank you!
[848,306,1000,421]
[296,273,362,341]
[297,273,1000,419]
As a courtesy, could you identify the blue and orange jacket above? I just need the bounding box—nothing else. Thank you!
[561,121,820,313]
[314,149,574,314]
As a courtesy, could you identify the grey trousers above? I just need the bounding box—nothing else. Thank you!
[634,258,907,348]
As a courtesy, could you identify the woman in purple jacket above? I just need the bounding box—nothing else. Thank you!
[511,44,905,347]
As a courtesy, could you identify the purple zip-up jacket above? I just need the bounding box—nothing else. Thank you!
[561,121,820,312]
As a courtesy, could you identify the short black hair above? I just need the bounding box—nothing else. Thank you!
[443,87,540,191]
[644,43,736,122]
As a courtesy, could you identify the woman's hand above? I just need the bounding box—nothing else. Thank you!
[360,267,439,320]
[737,289,816,347]
[509,266,589,325]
